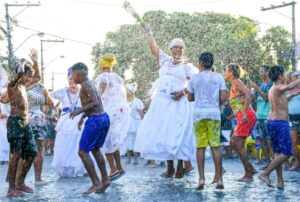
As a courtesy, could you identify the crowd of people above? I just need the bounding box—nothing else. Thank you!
[0,22,300,197]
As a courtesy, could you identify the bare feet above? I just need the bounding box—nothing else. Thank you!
[196,179,205,190]
[7,189,25,197]
[258,174,274,188]
[133,159,139,165]
[82,185,100,195]
[160,169,175,178]
[236,176,253,182]
[95,179,111,193]
[287,164,300,171]
[276,182,284,190]
[212,168,226,184]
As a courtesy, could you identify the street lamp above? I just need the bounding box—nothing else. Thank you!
[40,39,64,84]
[45,55,64,68]
[13,32,45,53]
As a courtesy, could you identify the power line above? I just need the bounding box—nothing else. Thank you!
[70,0,223,7]
[12,23,93,46]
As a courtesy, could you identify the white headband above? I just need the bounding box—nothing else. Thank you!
[168,38,185,50]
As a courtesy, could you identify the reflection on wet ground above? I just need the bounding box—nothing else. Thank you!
[1,156,300,201]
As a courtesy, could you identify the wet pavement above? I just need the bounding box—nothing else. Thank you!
[1,155,300,202]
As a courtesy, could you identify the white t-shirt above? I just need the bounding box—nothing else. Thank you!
[187,70,226,121]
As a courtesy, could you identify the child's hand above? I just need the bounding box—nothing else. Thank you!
[29,49,38,64]
[78,118,84,130]
[70,111,79,119]
[171,91,183,101]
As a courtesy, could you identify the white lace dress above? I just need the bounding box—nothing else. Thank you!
[134,50,197,161]
[51,87,86,177]
[0,103,9,161]
[95,72,130,155]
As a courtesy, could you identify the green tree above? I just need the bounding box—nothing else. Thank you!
[260,26,292,70]
[91,11,273,101]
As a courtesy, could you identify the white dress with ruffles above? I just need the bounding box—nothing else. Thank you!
[134,50,197,161]
[51,87,86,177]
[95,72,130,155]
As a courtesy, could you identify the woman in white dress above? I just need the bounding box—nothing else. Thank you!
[0,68,9,163]
[51,73,86,177]
[134,24,197,178]
[125,83,144,165]
[95,53,130,181]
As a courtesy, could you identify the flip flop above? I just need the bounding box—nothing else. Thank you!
[7,190,25,197]
[16,184,34,193]
[110,170,126,182]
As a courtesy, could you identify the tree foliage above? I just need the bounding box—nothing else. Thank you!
[91,11,291,102]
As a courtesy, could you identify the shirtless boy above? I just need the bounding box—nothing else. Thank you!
[70,62,110,194]
[258,65,300,189]
[2,62,38,197]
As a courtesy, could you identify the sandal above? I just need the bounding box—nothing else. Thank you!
[7,190,25,197]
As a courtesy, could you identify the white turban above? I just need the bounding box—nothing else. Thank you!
[126,83,137,93]
[168,38,185,50]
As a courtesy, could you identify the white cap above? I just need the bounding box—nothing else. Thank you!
[168,38,185,50]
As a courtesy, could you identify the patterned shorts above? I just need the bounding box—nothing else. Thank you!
[289,114,300,132]
[194,119,221,148]
[29,114,48,141]
[7,116,38,159]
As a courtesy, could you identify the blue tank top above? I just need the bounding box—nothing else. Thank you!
[288,94,300,114]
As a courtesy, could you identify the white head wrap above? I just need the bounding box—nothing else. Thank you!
[126,83,137,93]
[168,38,185,50]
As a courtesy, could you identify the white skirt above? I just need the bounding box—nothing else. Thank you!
[101,106,130,155]
[134,93,196,161]
[0,120,9,161]
[51,113,86,177]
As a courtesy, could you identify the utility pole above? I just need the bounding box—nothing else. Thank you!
[40,39,64,84]
[4,2,41,73]
[261,1,297,71]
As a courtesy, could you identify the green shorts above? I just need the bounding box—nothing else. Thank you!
[194,119,221,148]
[7,116,38,159]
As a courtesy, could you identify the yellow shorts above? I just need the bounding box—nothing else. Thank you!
[194,119,221,148]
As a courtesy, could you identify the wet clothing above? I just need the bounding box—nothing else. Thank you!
[27,83,48,141]
[234,108,256,137]
[7,116,37,159]
[230,88,256,137]
[267,120,292,156]
[229,89,245,114]
[79,113,110,152]
[194,119,221,148]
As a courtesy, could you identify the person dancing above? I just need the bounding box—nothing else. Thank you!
[134,23,197,178]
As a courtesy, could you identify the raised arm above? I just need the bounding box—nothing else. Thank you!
[28,48,41,85]
[249,80,268,101]
[141,23,160,60]
[278,79,300,92]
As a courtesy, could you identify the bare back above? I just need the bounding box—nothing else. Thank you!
[8,84,28,117]
[268,85,288,120]
[80,79,104,115]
